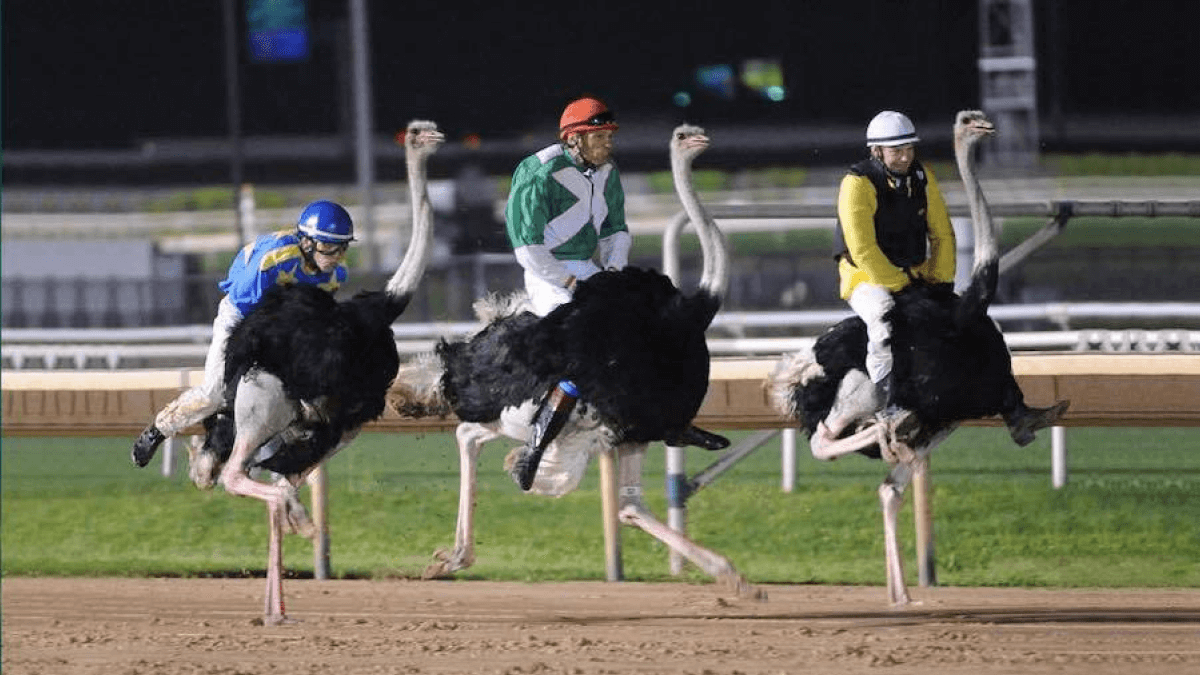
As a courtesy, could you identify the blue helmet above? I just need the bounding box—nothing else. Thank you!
[296,200,354,244]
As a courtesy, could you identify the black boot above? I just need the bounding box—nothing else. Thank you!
[1004,400,1070,447]
[510,381,579,491]
[132,424,166,467]
[665,425,729,451]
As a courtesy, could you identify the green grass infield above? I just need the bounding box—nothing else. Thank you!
[3,427,1198,589]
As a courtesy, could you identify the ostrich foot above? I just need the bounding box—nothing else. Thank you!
[281,491,316,539]
[721,572,769,601]
[618,503,766,602]
[423,547,474,579]
[258,613,300,627]
[187,436,220,490]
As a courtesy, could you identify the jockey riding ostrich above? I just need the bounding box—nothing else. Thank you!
[189,120,443,625]
[390,125,764,598]
[767,110,1069,606]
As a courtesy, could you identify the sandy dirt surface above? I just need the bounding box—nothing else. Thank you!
[3,578,1198,674]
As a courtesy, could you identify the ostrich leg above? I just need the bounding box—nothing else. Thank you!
[217,372,302,624]
[615,444,766,600]
[424,422,498,578]
[263,501,288,624]
[879,460,917,607]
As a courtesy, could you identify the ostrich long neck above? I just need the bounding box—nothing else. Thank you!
[955,133,999,320]
[670,151,728,300]
[386,149,435,301]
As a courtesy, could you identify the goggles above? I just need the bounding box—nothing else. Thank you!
[584,110,616,126]
[309,239,349,256]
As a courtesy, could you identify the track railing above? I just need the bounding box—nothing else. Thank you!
[4,307,1198,369]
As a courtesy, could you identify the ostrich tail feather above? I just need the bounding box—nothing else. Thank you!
[767,348,822,420]
[472,291,532,323]
[387,352,452,418]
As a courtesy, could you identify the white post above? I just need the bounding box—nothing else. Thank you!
[912,455,936,588]
[780,428,797,493]
[309,465,331,579]
[598,448,623,581]
[665,445,687,575]
[160,437,175,478]
[238,183,256,242]
[1051,425,1068,489]
[162,367,190,478]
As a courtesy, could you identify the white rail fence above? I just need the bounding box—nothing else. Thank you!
[4,303,1199,370]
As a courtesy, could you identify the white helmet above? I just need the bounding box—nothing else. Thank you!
[866,111,919,147]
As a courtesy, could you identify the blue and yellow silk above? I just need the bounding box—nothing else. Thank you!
[219,230,348,315]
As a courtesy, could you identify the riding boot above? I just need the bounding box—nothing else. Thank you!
[509,380,579,491]
[1004,400,1070,447]
[665,425,730,451]
[131,424,166,467]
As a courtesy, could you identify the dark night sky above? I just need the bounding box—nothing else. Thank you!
[3,0,1197,151]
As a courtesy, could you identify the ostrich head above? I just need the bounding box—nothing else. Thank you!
[953,110,996,159]
[670,124,710,165]
[405,120,445,162]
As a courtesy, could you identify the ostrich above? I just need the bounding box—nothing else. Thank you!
[767,110,1069,606]
[193,120,444,625]
[390,125,763,598]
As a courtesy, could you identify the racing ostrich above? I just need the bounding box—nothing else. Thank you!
[767,110,1068,605]
[391,125,763,598]
[197,120,443,625]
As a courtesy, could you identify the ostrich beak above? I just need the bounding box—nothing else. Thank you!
[420,131,446,148]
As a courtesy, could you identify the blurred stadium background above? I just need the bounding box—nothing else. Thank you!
[3,0,1198,333]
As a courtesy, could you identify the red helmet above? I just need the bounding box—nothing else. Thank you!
[559,97,618,140]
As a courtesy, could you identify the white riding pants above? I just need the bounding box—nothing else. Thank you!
[524,259,602,317]
[155,296,243,437]
[846,282,896,385]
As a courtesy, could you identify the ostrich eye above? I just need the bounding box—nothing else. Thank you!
[676,133,686,140]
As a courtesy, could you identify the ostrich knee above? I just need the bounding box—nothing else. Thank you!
[809,421,839,460]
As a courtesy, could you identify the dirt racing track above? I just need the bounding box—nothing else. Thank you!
[3,578,1198,674]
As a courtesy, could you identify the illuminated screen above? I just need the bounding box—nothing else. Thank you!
[247,0,310,62]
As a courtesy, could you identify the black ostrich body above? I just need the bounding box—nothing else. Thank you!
[793,280,1021,454]
[439,267,720,446]
[208,284,408,475]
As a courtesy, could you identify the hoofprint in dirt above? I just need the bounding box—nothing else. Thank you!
[4,578,1198,675]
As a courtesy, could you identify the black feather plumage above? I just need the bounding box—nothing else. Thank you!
[440,267,720,445]
[796,280,1024,450]
[212,283,410,476]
